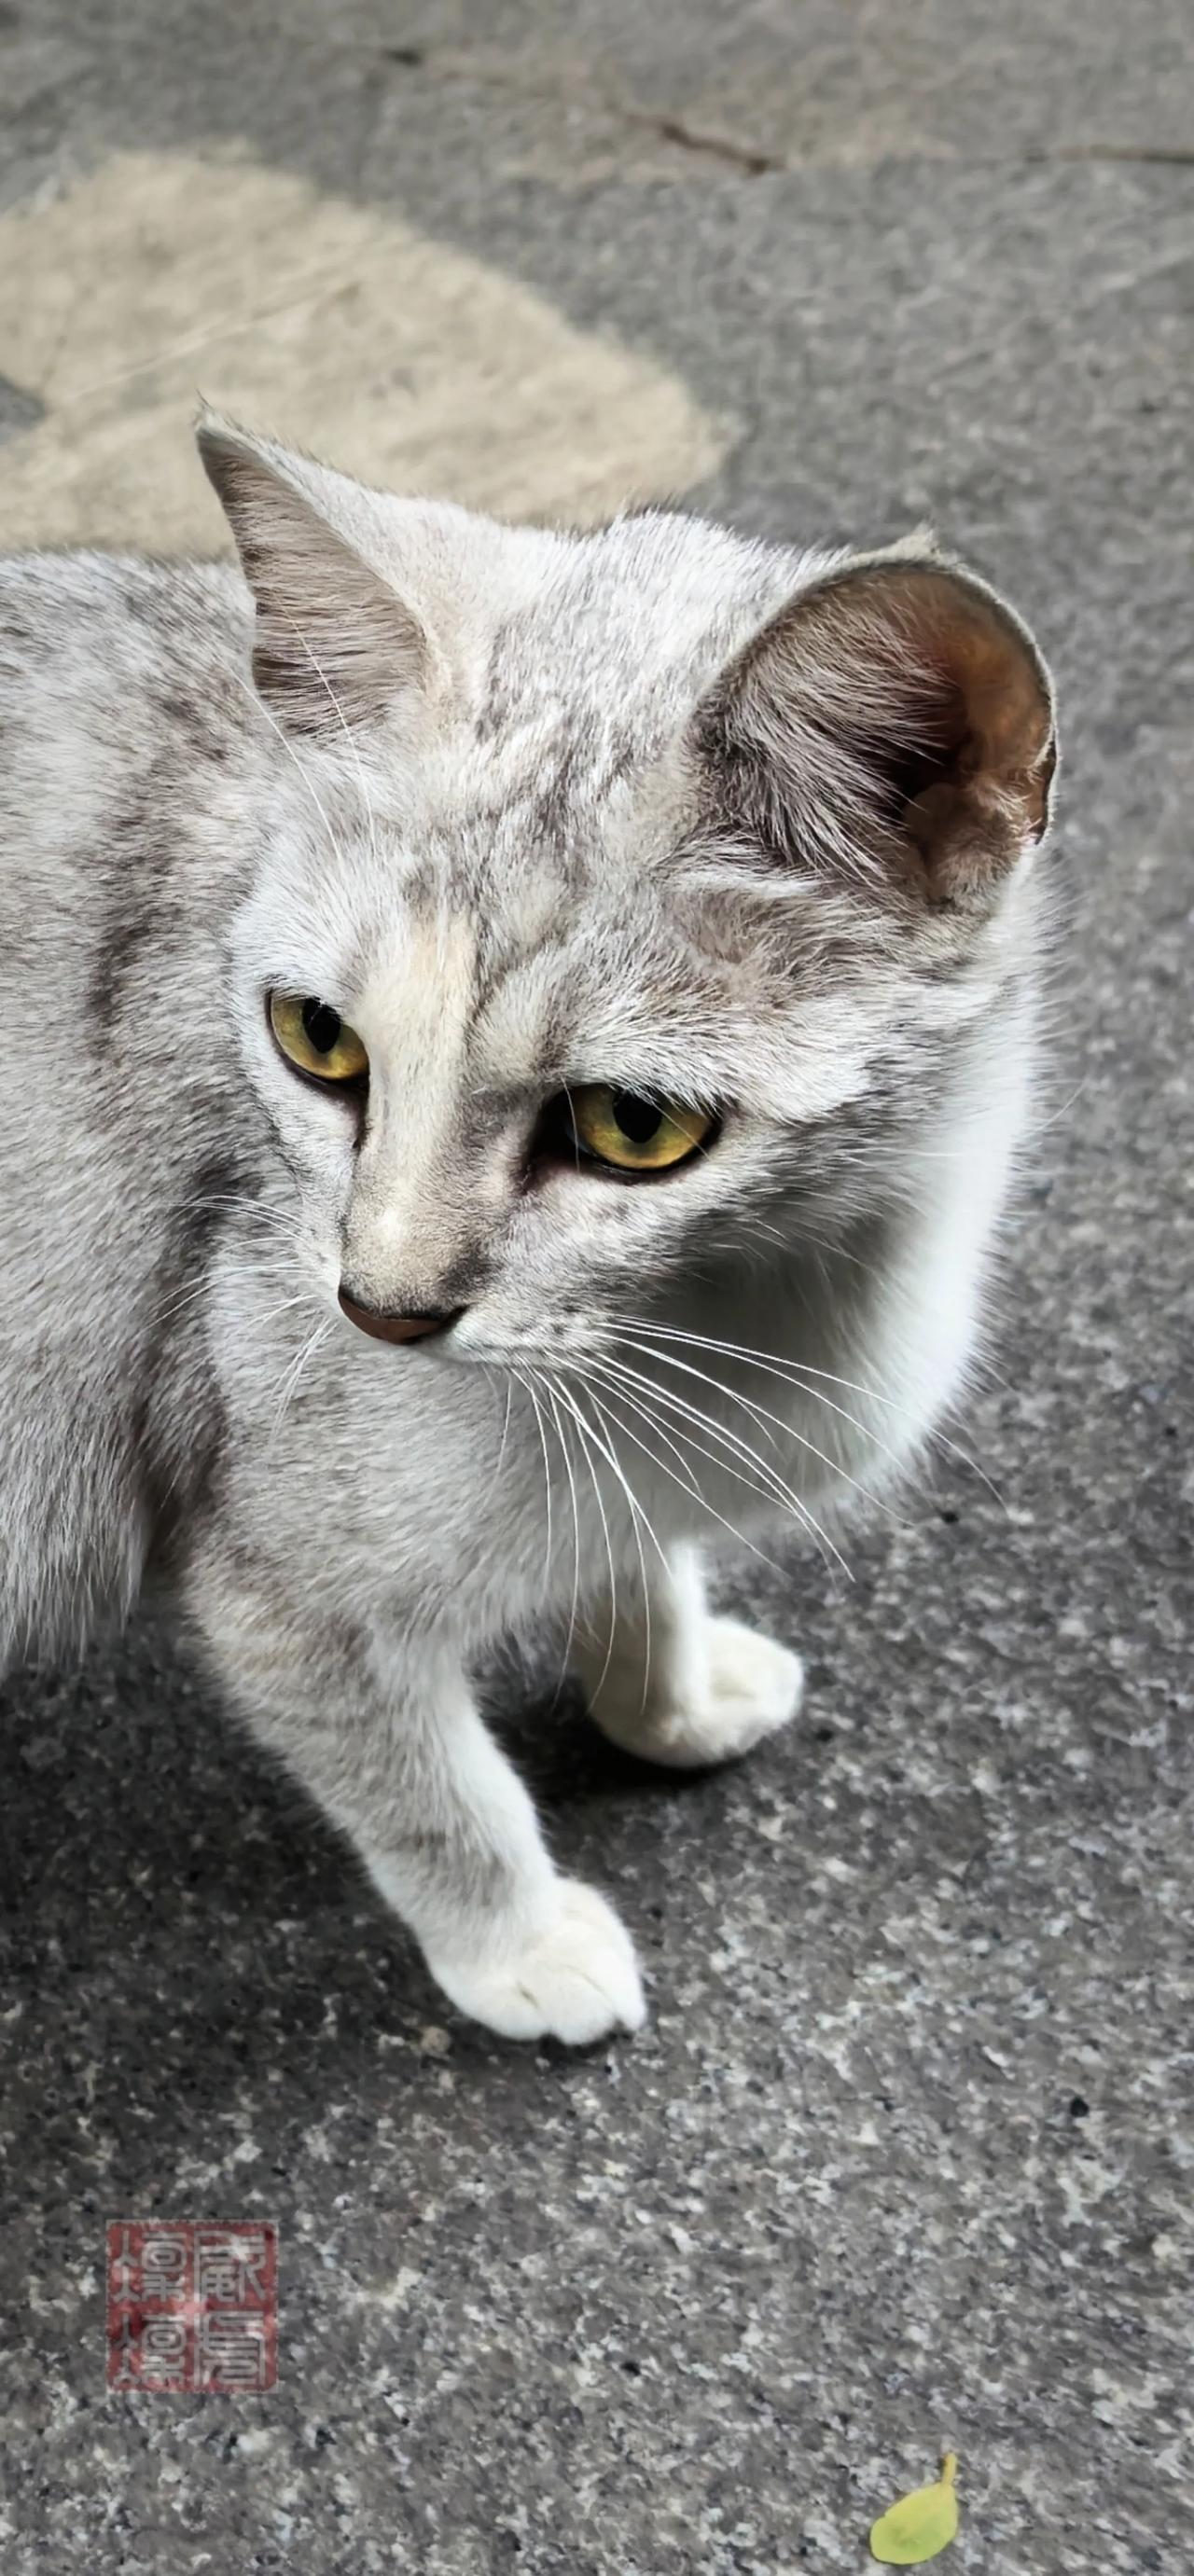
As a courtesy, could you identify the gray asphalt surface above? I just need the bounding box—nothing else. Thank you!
[1,6,1191,2571]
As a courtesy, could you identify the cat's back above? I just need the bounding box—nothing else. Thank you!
[0,545,257,1214]
[0,547,250,907]
[0,550,258,1665]
[0,544,259,1037]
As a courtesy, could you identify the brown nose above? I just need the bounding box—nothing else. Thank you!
[338,1291,462,1347]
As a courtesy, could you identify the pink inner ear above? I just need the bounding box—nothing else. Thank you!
[701,555,1057,908]
[873,575,1058,898]
[916,585,1054,790]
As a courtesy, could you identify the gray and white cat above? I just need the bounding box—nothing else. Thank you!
[0,415,1056,2043]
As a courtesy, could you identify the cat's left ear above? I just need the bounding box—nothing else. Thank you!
[694,548,1057,908]
[196,410,430,736]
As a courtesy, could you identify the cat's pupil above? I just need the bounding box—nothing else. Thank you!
[612,1091,662,1145]
[302,999,341,1056]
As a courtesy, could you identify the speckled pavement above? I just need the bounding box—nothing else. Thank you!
[1,5,1191,2570]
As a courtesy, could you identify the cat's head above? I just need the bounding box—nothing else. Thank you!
[199,412,1056,1365]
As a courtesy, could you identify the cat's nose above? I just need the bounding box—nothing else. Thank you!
[338,1290,464,1346]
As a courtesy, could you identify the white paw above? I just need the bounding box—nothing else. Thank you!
[596,1616,804,1770]
[426,1880,646,2045]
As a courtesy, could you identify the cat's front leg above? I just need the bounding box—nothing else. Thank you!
[574,1543,803,1770]
[184,1547,645,2045]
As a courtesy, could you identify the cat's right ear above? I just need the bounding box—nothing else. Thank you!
[196,410,430,737]
[692,547,1056,913]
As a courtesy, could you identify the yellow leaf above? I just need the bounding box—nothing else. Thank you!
[869,2453,960,2565]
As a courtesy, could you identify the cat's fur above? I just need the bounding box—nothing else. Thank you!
[0,416,1056,2042]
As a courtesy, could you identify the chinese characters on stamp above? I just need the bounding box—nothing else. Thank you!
[106,2223,277,2392]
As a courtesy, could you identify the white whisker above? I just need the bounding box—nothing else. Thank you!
[154,1259,305,1331]
[494,1378,514,1482]
[528,1374,582,1707]
[516,1365,555,1597]
[623,1364,849,1579]
[623,1319,1007,1511]
[549,1378,620,1709]
[576,1377,669,1722]
[266,1317,333,1448]
[579,1371,798,1589]
[586,1359,703,1502]
[622,1335,893,1524]
[207,639,345,857]
[279,610,384,881]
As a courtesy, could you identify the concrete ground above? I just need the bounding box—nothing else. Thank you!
[1,3,1190,2569]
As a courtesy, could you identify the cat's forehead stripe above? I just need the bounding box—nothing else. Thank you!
[352,901,568,1095]
[469,951,564,1090]
[360,912,478,1064]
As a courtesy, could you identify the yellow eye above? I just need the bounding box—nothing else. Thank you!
[269,993,368,1086]
[567,1084,713,1172]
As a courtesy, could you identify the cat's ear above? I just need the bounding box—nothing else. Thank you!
[694,548,1057,908]
[196,410,430,736]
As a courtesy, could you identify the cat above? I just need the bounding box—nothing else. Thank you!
[0,411,1056,2043]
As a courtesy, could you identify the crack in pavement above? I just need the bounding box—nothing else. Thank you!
[370,49,1194,176]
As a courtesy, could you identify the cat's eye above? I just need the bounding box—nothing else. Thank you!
[563,1084,714,1173]
[269,992,368,1087]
